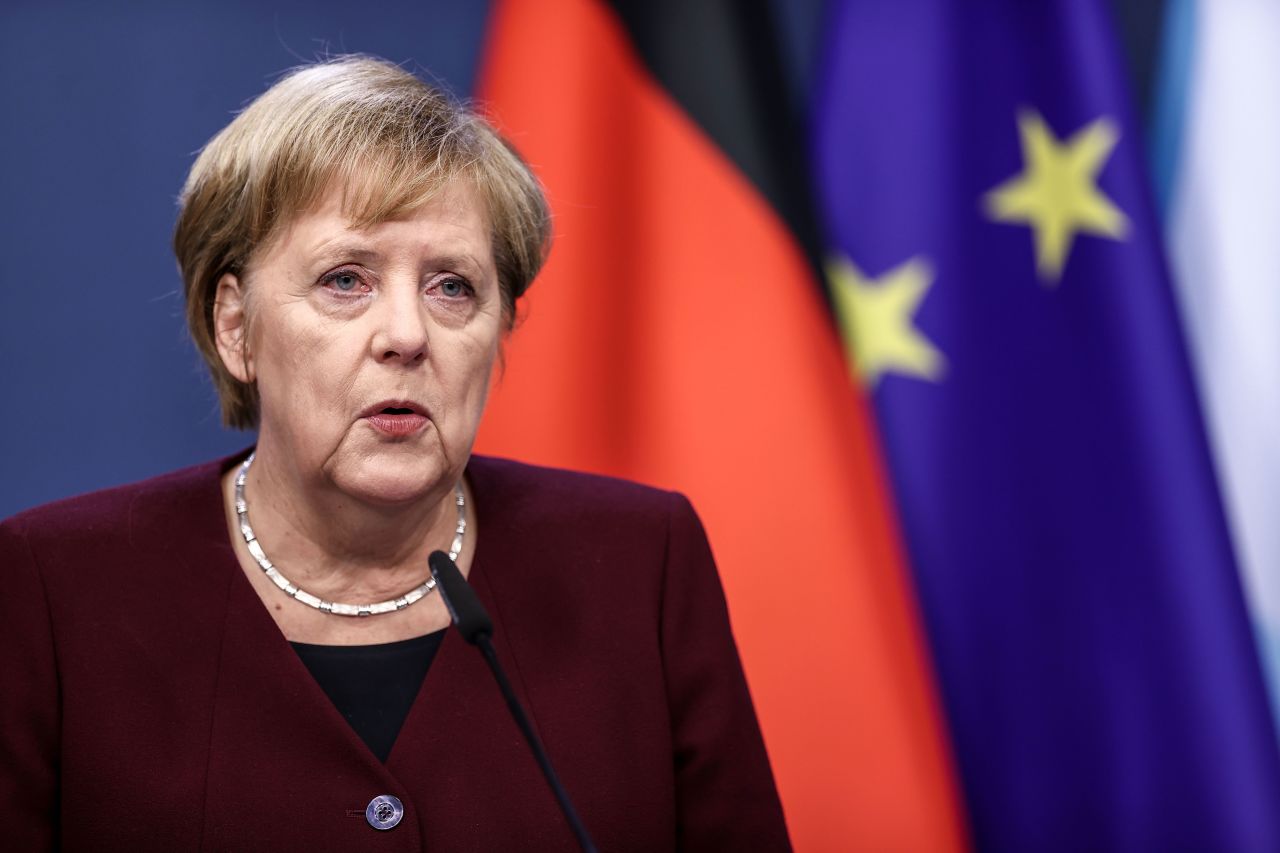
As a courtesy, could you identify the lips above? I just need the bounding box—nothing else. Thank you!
[362,400,430,437]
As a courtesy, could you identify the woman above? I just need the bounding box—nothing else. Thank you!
[0,56,790,851]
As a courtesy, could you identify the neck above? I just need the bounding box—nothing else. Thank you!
[241,440,461,596]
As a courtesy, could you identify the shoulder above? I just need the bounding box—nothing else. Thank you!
[467,454,696,525]
[0,452,242,566]
[465,456,709,600]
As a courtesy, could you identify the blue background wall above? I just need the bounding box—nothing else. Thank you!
[0,1,491,517]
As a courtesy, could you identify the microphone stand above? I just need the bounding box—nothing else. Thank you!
[428,551,599,853]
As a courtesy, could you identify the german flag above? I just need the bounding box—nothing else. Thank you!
[474,1,967,847]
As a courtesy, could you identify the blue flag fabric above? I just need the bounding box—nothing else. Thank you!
[813,1,1280,849]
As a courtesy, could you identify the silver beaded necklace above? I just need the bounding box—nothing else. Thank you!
[233,452,466,617]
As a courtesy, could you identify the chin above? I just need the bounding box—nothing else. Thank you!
[355,481,436,507]
[337,458,449,507]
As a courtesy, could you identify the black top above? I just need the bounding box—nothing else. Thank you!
[291,631,446,762]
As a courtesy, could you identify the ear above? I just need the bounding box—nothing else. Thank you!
[213,272,255,384]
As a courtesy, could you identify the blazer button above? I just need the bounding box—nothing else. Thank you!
[366,794,405,831]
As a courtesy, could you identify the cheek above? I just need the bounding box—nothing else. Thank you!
[257,311,363,415]
[447,332,501,420]
[465,353,498,414]
[465,327,502,385]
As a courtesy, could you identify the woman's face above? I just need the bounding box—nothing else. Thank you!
[222,179,503,506]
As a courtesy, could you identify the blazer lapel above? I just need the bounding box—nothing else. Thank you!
[200,542,424,850]
[386,511,579,850]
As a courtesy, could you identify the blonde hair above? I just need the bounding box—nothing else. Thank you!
[174,55,551,429]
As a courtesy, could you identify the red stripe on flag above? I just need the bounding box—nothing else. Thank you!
[475,1,967,847]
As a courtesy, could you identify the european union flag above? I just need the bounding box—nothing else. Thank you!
[813,1,1280,849]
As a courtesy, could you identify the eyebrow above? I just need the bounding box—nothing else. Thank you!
[307,242,487,276]
[307,242,382,266]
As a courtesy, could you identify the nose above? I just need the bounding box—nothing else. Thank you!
[371,283,428,365]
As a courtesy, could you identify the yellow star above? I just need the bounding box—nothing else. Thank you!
[828,253,945,388]
[984,110,1129,284]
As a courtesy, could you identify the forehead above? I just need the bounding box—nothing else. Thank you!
[257,176,494,271]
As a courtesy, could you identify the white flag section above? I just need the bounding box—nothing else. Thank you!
[1166,0,1280,723]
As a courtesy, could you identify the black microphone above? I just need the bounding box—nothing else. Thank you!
[428,549,493,643]
[427,551,598,853]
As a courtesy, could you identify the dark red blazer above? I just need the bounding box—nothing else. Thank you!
[0,452,790,851]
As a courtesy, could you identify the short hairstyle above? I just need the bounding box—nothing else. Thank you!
[174,55,551,429]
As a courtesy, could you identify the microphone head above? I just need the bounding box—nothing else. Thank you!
[429,550,494,645]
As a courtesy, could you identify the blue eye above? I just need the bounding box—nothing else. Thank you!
[332,272,359,291]
[439,278,470,297]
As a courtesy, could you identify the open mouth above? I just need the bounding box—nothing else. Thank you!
[364,403,429,436]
